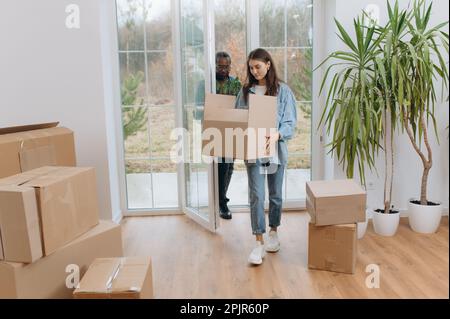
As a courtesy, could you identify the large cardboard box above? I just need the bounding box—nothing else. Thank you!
[308,223,357,274]
[201,93,277,160]
[73,257,153,299]
[0,166,99,257]
[0,220,123,299]
[0,122,76,179]
[306,179,366,226]
[0,186,43,263]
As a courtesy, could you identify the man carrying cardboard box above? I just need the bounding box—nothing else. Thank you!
[197,52,242,220]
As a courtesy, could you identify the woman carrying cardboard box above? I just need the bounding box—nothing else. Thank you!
[235,48,297,265]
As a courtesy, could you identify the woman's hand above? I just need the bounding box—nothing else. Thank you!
[265,132,280,155]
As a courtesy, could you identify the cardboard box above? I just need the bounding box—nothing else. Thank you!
[201,93,277,160]
[0,122,76,179]
[308,223,357,274]
[73,257,153,299]
[0,220,123,299]
[0,186,43,263]
[0,166,99,257]
[306,179,366,226]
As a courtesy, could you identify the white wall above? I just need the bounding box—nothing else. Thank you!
[321,0,449,213]
[0,0,122,222]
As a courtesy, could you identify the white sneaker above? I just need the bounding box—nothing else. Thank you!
[265,230,280,252]
[248,242,266,265]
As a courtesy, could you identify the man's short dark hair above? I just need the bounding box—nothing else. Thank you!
[216,51,231,64]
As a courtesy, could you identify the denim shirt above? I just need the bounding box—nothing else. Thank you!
[235,82,297,165]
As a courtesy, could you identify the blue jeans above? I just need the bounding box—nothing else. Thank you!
[246,160,285,235]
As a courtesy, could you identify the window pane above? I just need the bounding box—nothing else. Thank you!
[145,0,172,50]
[149,106,175,159]
[125,159,153,209]
[122,106,150,159]
[259,0,285,47]
[181,0,208,214]
[287,0,313,47]
[286,159,310,200]
[117,0,178,211]
[126,158,150,174]
[288,102,311,160]
[185,163,198,210]
[119,52,147,105]
[151,159,178,208]
[117,0,145,51]
[287,48,312,101]
[196,163,209,208]
[264,48,286,81]
[125,158,178,209]
[147,52,174,105]
[214,0,247,82]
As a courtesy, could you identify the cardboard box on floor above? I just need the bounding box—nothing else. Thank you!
[0,220,123,299]
[0,166,99,261]
[308,223,357,274]
[306,179,366,226]
[0,122,76,179]
[73,257,153,299]
[201,93,277,160]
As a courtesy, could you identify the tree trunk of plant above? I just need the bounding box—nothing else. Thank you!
[421,166,431,205]
[390,116,394,211]
[402,107,433,206]
[383,109,388,213]
[420,112,433,205]
[383,107,394,214]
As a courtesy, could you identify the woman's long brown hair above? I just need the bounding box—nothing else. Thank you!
[243,48,281,103]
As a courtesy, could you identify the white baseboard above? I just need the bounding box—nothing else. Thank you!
[112,213,123,224]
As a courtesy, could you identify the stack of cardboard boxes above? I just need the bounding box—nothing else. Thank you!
[0,123,124,298]
[306,179,366,274]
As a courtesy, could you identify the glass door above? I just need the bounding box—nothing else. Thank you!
[174,0,219,231]
[116,0,317,218]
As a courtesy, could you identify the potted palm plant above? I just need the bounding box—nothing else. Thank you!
[316,12,399,238]
[397,0,449,233]
[368,1,413,236]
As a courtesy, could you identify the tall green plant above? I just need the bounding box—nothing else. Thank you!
[317,15,385,188]
[397,0,449,205]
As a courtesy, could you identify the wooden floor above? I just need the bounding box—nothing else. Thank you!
[121,212,449,299]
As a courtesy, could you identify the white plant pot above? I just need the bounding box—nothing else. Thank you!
[372,209,400,237]
[408,199,442,234]
[357,209,371,239]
